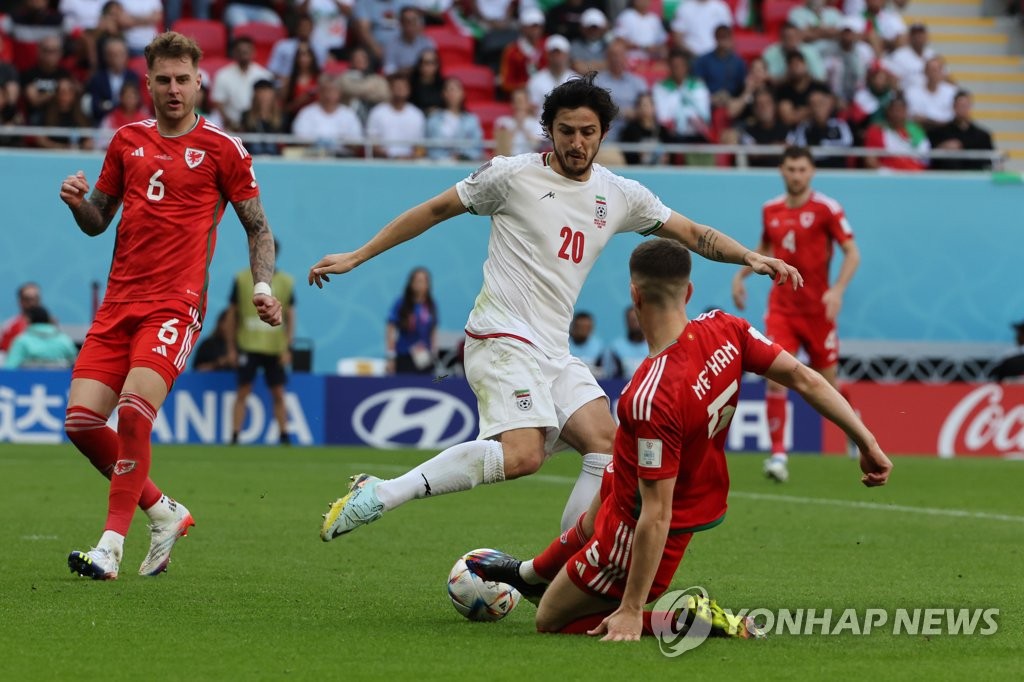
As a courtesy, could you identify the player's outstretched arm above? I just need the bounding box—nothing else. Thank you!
[659,211,803,290]
[59,171,121,237]
[732,240,771,310]
[233,195,283,327]
[763,351,892,487]
[308,187,468,288]
[588,477,673,642]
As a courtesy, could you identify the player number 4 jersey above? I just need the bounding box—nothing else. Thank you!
[95,116,260,314]
[455,153,672,359]
[609,310,783,533]
[761,191,853,317]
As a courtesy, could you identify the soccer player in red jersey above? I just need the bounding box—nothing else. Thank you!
[58,32,283,580]
[732,145,862,483]
[468,239,890,640]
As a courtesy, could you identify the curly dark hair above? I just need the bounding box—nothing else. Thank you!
[540,72,619,136]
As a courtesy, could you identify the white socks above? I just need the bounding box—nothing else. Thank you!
[143,494,176,523]
[98,530,125,558]
[518,559,546,585]
[560,453,612,533]
[375,440,506,511]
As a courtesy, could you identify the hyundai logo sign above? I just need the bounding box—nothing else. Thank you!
[351,387,476,449]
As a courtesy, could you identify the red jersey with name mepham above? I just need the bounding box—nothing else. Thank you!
[95,116,259,314]
[761,191,853,317]
[609,310,783,533]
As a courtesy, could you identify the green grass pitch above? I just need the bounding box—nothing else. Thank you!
[1,445,1021,680]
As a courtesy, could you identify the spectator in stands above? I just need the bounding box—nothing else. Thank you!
[36,76,94,149]
[9,0,64,45]
[386,267,437,375]
[92,0,127,71]
[282,39,321,121]
[97,80,148,147]
[21,35,71,125]
[382,6,436,77]
[989,320,1024,383]
[864,95,930,170]
[738,88,790,166]
[825,16,873,107]
[527,35,579,109]
[571,8,610,74]
[603,307,648,379]
[0,88,23,146]
[85,36,138,123]
[303,0,355,63]
[425,77,484,161]
[861,0,906,55]
[493,87,545,155]
[292,73,364,155]
[499,7,546,98]
[60,0,106,38]
[339,45,389,121]
[4,306,77,369]
[653,49,711,143]
[240,79,285,155]
[776,50,828,127]
[408,48,445,114]
[928,90,995,171]
[618,91,671,165]
[353,0,403,67]
[788,0,844,53]
[546,0,601,42]
[694,25,747,111]
[883,22,935,91]
[213,36,275,130]
[724,56,770,123]
[763,22,825,83]
[0,283,42,354]
[165,0,210,28]
[848,60,895,133]
[613,0,669,63]
[0,34,21,117]
[366,74,426,158]
[594,38,649,141]
[268,13,319,80]
[120,0,162,56]
[192,310,233,371]
[568,311,605,378]
[905,56,956,131]
[787,84,854,167]
[224,0,284,28]
[671,0,733,58]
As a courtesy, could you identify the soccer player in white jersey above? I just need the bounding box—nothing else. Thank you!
[309,73,803,542]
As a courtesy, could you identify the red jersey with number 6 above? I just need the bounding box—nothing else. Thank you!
[95,116,260,314]
[761,191,853,317]
[609,310,783,533]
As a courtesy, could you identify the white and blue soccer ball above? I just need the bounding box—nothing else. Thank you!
[447,549,521,622]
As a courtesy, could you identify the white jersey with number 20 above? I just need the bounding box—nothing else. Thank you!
[455,152,672,359]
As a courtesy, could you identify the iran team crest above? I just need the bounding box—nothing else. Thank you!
[185,147,206,169]
[514,389,533,411]
[594,195,607,228]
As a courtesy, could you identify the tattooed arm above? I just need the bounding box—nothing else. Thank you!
[233,195,283,326]
[657,210,803,290]
[59,171,121,236]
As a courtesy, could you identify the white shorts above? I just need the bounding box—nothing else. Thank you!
[464,335,607,455]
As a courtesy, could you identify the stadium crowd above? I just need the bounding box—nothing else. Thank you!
[0,0,998,168]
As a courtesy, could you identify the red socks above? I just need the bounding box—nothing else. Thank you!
[765,392,787,455]
[103,394,158,535]
[533,513,589,581]
[65,405,162,509]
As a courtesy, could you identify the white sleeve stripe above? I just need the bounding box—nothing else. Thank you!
[642,355,667,421]
[632,355,666,421]
[203,122,248,158]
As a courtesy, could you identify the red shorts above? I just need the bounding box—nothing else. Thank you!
[765,312,838,369]
[566,500,693,603]
[73,299,203,392]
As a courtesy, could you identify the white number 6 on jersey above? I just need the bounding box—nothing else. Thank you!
[146,169,165,201]
[706,380,738,438]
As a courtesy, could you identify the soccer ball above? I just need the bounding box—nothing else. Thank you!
[447,549,521,622]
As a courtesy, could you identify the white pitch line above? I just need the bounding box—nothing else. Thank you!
[343,464,1024,524]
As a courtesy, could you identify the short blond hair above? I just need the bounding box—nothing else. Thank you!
[144,31,203,70]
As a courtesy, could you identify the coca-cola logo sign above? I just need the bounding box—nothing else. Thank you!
[937,385,1024,458]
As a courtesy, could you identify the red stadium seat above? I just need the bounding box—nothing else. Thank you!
[442,63,495,103]
[467,100,513,139]
[199,56,232,87]
[761,0,802,37]
[322,59,349,76]
[633,60,670,88]
[424,26,475,67]
[11,39,37,71]
[172,18,228,59]
[233,22,286,67]
[732,29,774,63]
